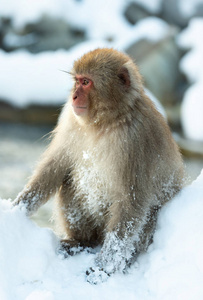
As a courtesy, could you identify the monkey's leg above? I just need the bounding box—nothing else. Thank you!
[139,205,160,251]
[57,188,103,257]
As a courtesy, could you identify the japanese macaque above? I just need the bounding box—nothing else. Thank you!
[14,48,185,283]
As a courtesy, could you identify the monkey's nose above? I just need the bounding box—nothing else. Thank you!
[73,94,77,101]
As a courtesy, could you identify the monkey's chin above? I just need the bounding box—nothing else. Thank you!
[72,105,88,116]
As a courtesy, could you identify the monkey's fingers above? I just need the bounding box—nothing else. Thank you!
[12,198,30,215]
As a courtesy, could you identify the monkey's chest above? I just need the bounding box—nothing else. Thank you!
[71,159,111,219]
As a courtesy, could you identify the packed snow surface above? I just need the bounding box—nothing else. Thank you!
[0,170,203,300]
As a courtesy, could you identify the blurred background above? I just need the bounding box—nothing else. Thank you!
[0,0,203,227]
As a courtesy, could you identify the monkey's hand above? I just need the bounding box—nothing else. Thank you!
[58,239,84,257]
[86,267,110,284]
[13,187,42,215]
[93,231,136,275]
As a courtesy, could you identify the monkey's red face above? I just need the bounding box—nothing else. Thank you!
[72,75,93,116]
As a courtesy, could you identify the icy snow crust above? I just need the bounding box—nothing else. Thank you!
[1,171,203,300]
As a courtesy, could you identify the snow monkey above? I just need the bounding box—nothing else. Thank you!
[14,48,185,283]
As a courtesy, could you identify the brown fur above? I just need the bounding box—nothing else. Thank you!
[14,48,185,279]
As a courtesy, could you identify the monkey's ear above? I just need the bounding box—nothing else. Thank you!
[118,66,131,89]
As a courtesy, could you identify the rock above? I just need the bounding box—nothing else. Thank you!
[165,104,182,131]
[161,0,203,29]
[0,17,13,51]
[175,134,203,158]
[125,27,186,108]
[124,2,150,25]
[195,2,203,18]
[0,100,60,125]
[3,15,86,53]
[161,0,188,28]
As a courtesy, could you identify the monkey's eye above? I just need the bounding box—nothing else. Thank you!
[75,79,80,85]
[83,79,90,86]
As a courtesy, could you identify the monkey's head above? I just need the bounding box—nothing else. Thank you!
[70,48,144,126]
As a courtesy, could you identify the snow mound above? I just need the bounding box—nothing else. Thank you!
[1,170,203,299]
[0,49,71,107]
[0,41,110,107]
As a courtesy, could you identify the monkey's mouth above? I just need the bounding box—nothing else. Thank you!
[72,105,87,116]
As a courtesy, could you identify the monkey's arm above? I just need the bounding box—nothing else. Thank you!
[86,200,148,284]
[94,198,153,276]
[14,146,69,215]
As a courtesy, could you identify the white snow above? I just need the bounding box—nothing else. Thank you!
[1,170,203,299]
[179,0,203,18]
[0,0,127,32]
[0,16,169,108]
[116,17,170,51]
[0,0,85,30]
[0,1,203,297]
[0,49,70,106]
[1,0,201,29]
[180,83,203,141]
[0,0,171,110]
[0,0,202,141]
[0,41,110,107]
[0,0,161,35]
[130,0,162,13]
[178,18,203,141]
[64,0,130,41]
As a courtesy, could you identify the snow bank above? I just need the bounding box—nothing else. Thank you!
[178,18,203,82]
[0,49,70,106]
[0,0,169,52]
[1,170,203,300]
[0,16,169,108]
[178,18,203,141]
[0,0,128,35]
[0,0,163,38]
[0,0,171,109]
[0,40,110,107]
[0,0,60,28]
[0,0,163,30]
[1,0,201,31]
[117,17,170,51]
